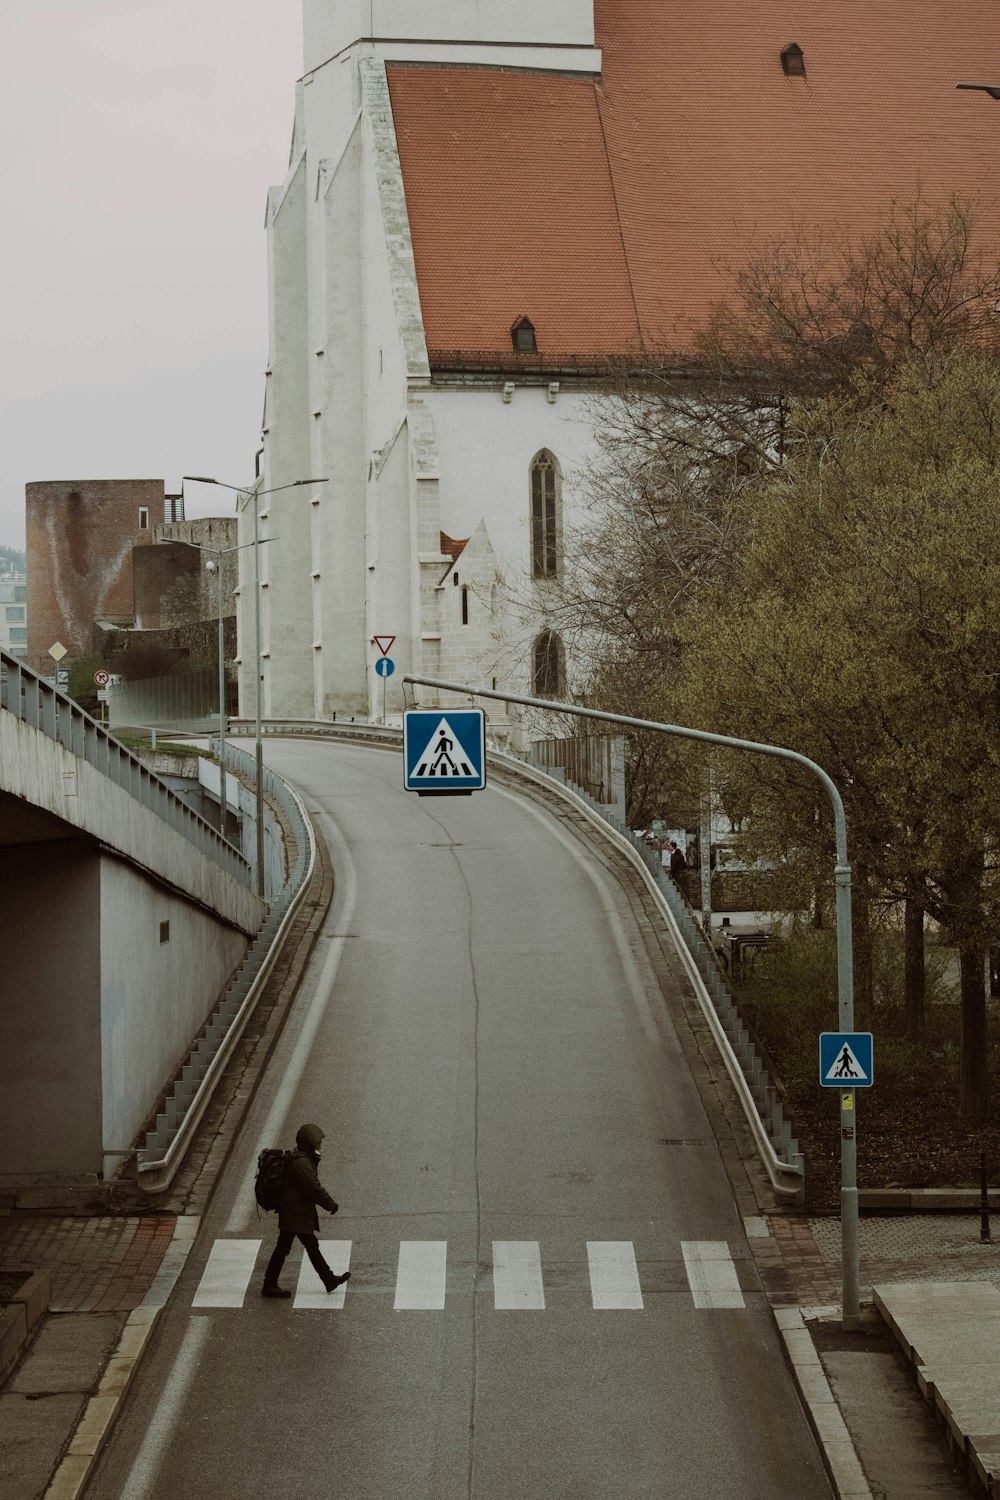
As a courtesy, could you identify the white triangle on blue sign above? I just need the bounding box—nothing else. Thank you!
[409,716,476,780]
[822,1042,870,1084]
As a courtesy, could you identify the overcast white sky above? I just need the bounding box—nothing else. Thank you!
[0,1,303,551]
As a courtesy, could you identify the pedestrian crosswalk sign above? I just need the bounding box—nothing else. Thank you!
[403,709,486,793]
[819,1032,874,1087]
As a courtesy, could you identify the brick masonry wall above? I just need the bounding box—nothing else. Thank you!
[26,479,165,672]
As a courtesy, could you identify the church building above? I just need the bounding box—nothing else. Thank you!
[240,1,1000,727]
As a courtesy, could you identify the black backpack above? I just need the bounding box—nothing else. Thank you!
[255,1148,291,1212]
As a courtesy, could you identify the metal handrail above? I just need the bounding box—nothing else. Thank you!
[137,739,315,1188]
[0,648,250,886]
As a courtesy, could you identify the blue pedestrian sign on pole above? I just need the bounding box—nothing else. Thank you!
[820,1032,874,1087]
[403,708,486,794]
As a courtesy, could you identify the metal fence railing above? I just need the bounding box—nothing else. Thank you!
[0,648,250,887]
[108,667,230,732]
[137,737,314,1187]
[528,734,625,816]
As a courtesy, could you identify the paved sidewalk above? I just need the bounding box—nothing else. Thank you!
[0,1212,186,1500]
[809,1213,1000,1297]
[759,1213,1000,1499]
[876,1281,1000,1497]
[0,1214,177,1314]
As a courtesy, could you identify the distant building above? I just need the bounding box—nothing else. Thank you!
[25,480,183,673]
[0,573,28,658]
[134,518,238,632]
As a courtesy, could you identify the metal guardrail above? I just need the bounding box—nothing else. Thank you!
[137,739,315,1188]
[0,648,250,887]
[227,715,403,748]
[221,719,804,1203]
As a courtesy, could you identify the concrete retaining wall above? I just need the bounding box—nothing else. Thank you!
[0,838,249,1184]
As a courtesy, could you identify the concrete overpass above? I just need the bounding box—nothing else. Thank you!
[0,650,265,1197]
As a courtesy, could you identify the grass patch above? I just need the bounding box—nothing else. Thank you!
[113,735,211,760]
[0,1272,28,1311]
[735,925,1000,1209]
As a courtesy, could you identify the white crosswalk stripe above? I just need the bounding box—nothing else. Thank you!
[680,1241,745,1308]
[493,1240,545,1309]
[191,1236,748,1311]
[394,1239,448,1309]
[294,1240,352,1308]
[587,1240,644,1309]
[192,1238,260,1308]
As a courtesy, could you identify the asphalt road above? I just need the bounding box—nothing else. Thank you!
[87,740,832,1500]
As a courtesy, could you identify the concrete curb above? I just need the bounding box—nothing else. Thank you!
[858,1189,1000,1211]
[42,1216,199,1500]
[874,1283,1000,1498]
[0,1269,52,1385]
[774,1306,873,1499]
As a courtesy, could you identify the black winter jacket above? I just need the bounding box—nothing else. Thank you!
[278,1148,338,1235]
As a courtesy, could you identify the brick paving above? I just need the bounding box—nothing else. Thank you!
[769,1213,841,1306]
[0,1215,177,1313]
[808,1213,1000,1297]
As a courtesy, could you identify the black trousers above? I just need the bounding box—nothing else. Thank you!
[264,1229,333,1287]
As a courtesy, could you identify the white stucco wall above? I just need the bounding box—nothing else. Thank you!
[427,385,598,579]
[303,0,596,71]
[260,149,315,720]
[259,24,611,720]
[0,840,249,1183]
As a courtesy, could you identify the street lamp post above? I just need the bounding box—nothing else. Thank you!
[167,535,263,837]
[956,82,1000,99]
[204,557,226,834]
[182,475,327,897]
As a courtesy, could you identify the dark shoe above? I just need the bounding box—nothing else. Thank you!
[324,1272,351,1293]
[261,1283,291,1299]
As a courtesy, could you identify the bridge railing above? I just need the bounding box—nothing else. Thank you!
[137,737,315,1188]
[0,649,251,887]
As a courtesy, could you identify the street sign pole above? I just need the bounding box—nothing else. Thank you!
[403,671,862,1329]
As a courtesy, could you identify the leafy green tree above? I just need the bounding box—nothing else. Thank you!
[556,192,1000,1059]
[674,352,1000,1119]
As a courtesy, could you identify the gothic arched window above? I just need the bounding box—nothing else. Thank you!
[533,630,563,697]
[530,449,560,579]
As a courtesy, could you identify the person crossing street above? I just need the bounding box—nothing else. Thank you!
[261,1122,351,1298]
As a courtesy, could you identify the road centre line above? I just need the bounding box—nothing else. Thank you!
[492,783,661,1043]
[681,1241,745,1308]
[119,1315,212,1500]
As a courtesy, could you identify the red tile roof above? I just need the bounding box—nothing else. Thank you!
[387,1,1000,358]
[440,531,469,563]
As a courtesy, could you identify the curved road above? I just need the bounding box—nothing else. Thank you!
[88,739,831,1499]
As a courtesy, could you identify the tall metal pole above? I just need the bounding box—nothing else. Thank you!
[403,672,861,1329]
[216,557,226,836]
[252,491,265,898]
